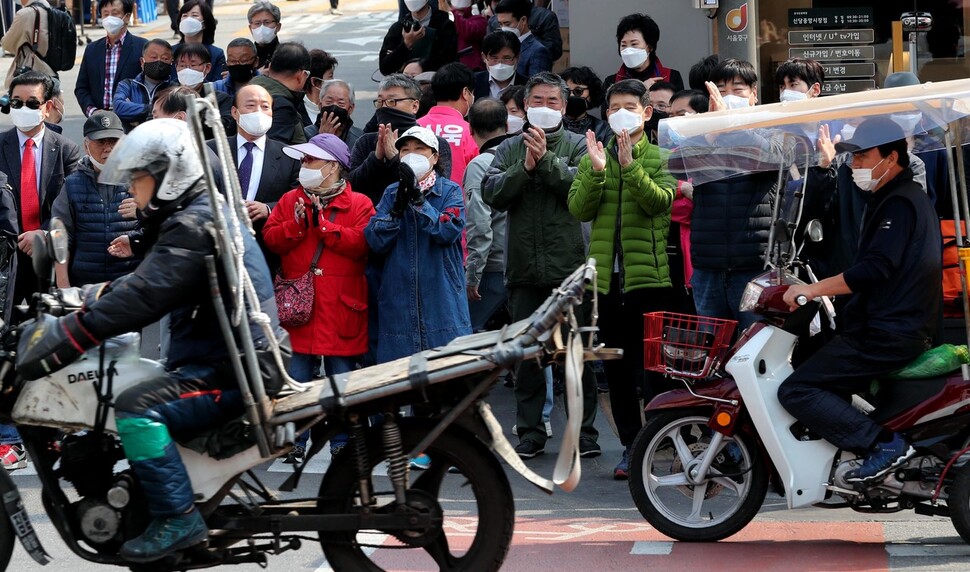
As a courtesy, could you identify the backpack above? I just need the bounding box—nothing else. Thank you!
[31,4,77,72]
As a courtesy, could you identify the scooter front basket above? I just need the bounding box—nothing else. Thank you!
[643,312,737,379]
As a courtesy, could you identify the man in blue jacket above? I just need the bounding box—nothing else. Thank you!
[75,0,148,117]
[112,40,174,131]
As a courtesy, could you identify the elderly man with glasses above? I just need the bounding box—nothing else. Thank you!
[248,1,283,67]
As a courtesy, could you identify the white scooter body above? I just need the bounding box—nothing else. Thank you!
[725,324,840,508]
[10,334,262,500]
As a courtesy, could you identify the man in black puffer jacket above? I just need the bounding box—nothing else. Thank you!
[688,59,782,331]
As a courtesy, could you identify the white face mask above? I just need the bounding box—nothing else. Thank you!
[488,63,515,82]
[779,89,808,103]
[238,111,272,137]
[840,124,857,141]
[179,17,203,36]
[619,47,649,70]
[526,106,562,130]
[299,166,325,190]
[88,152,105,172]
[10,106,43,132]
[500,26,521,39]
[102,15,126,36]
[608,108,644,135]
[177,67,206,87]
[851,157,888,192]
[891,112,922,135]
[506,114,525,134]
[722,94,751,109]
[251,24,276,45]
[400,152,432,181]
[404,0,427,13]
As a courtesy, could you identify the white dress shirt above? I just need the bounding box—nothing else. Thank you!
[236,134,266,201]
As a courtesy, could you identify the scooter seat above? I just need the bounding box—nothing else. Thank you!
[868,375,949,424]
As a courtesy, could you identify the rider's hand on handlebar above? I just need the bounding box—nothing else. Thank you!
[783,284,814,310]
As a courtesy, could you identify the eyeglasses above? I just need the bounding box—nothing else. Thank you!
[373,97,416,108]
[567,86,588,97]
[485,55,516,65]
[9,98,43,110]
[651,102,671,111]
[226,58,256,66]
[322,98,349,107]
[249,20,277,28]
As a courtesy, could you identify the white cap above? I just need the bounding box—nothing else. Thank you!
[395,125,439,153]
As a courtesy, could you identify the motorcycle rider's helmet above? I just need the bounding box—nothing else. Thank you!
[98,118,205,217]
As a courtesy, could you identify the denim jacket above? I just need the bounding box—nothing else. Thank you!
[365,174,471,363]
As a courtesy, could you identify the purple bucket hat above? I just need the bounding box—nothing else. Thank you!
[283,133,351,169]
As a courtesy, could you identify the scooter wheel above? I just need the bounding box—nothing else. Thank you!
[948,462,970,544]
[629,411,768,542]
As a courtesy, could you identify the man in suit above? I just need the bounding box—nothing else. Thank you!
[75,0,148,117]
[210,83,299,271]
[474,31,529,100]
[495,0,552,77]
[0,70,79,470]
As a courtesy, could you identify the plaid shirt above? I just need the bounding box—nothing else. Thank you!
[102,31,128,109]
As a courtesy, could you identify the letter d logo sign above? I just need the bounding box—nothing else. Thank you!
[726,3,748,33]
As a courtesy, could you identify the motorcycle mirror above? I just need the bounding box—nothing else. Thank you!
[805,219,824,243]
[31,233,52,294]
[49,218,69,265]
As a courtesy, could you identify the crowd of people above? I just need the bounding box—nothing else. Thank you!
[0,0,954,491]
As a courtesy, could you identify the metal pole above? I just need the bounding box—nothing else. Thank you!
[943,128,970,357]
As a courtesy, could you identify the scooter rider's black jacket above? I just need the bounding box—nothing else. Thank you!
[841,167,942,345]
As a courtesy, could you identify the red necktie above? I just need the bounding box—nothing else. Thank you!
[20,139,40,232]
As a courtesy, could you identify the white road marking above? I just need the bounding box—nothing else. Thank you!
[630,541,674,555]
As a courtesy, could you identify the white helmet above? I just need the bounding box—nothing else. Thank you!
[99,118,204,203]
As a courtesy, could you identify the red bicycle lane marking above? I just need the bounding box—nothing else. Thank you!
[366,517,888,571]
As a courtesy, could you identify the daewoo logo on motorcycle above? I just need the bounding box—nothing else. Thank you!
[67,370,99,384]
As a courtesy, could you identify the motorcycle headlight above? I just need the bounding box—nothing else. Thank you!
[738,281,764,312]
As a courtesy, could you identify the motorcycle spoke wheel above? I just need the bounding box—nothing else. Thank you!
[629,413,768,542]
[317,422,514,571]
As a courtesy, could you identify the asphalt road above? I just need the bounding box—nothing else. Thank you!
[3,1,970,570]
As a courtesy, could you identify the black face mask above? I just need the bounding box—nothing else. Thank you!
[375,106,416,130]
[318,104,352,132]
[644,109,669,145]
[143,61,172,82]
[565,96,589,119]
[227,64,256,85]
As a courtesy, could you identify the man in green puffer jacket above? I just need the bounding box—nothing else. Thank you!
[568,79,676,479]
[483,71,600,461]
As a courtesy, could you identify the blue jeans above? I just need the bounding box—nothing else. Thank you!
[291,353,359,450]
[0,424,20,445]
[690,268,763,332]
[468,271,508,332]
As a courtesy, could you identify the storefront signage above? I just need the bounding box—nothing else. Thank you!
[789,46,875,61]
[821,63,876,78]
[788,29,874,45]
[821,80,877,95]
[789,7,874,28]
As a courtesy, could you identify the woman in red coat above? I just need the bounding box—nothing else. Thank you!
[263,134,375,462]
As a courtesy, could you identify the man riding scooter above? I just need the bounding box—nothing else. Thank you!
[16,119,281,562]
[780,117,942,484]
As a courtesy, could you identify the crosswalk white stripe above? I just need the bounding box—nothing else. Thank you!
[630,541,674,555]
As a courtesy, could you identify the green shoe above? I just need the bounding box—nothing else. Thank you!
[120,509,208,563]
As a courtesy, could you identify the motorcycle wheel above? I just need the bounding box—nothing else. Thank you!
[629,412,768,542]
[948,462,970,544]
[317,421,514,571]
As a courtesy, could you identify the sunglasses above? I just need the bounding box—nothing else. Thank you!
[9,98,44,110]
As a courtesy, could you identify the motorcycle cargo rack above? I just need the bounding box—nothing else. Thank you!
[644,312,737,379]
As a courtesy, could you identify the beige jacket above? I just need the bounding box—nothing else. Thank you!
[2,0,54,88]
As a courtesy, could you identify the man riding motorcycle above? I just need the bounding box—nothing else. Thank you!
[16,118,281,562]
[780,117,942,484]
